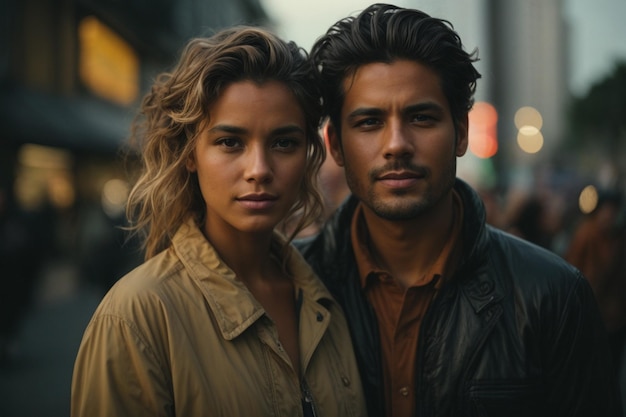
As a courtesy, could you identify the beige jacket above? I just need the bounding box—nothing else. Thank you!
[71,219,367,417]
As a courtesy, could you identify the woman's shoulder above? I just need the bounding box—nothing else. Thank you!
[94,248,185,318]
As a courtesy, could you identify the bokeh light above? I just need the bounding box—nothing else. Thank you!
[517,129,544,154]
[102,178,129,218]
[578,184,599,214]
[16,144,75,210]
[468,101,498,159]
[79,16,139,105]
[514,106,543,130]
[514,106,544,154]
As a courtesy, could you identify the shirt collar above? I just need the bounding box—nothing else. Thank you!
[350,190,464,290]
[172,218,335,339]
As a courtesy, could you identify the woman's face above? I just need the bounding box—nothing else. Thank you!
[187,80,308,240]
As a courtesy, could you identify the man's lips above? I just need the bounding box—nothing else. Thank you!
[378,171,422,180]
[377,171,423,188]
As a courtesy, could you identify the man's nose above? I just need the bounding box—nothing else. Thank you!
[383,122,414,159]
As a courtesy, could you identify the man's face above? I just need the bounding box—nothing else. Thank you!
[327,59,468,221]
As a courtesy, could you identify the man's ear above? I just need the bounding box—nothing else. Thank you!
[324,121,345,167]
[455,114,469,157]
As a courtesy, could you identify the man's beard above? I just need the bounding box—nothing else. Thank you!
[344,159,457,221]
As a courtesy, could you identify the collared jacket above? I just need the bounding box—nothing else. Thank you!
[71,219,367,417]
[296,179,622,417]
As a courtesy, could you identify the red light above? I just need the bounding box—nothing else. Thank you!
[468,102,498,159]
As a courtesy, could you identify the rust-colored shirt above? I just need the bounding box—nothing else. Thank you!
[351,193,463,417]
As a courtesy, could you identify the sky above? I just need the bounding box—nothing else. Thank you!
[260,0,626,97]
[564,0,626,95]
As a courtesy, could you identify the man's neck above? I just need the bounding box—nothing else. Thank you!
[361,194,455,288]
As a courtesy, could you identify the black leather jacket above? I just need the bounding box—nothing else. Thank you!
[296,179,622,417]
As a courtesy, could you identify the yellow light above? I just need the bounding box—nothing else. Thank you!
[518,125,540,136]
[102,178,129,218]
[79,16,139,105]
[517,128,544,154]
[15,145,75,210]
[48,173,75,209]
[514,106,543,130]
[19,144,72,169]
[578,185,598,214]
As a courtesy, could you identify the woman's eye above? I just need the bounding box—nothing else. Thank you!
[216,137,241,148]
[273,138,300,151]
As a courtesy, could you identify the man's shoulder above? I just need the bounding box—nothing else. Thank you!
[294,196,357,256]
[485,225,584,289]
[293,233,318,256]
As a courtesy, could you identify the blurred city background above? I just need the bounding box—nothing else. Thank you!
[0,0,625,416]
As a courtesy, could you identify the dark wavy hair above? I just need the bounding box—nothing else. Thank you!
[126,26,325,259]
[310,3,481,131]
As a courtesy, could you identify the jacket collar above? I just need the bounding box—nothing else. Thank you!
[453,178,489,273]
[171,218,334,340]
[451,178,505,313]
[326,178,503,313]
[330,178,488,270]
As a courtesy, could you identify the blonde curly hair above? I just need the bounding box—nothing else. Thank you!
[125,26,325,260]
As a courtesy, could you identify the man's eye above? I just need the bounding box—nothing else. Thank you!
[411,114,434,123]
[355,118,380,128]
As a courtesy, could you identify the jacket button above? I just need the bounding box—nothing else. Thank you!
[341,376,350,386]
[399,386,409,397]
[316,312,323,322]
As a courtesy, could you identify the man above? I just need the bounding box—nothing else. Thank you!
[296,4,622,416]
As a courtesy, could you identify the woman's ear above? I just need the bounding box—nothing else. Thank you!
[186,152,197,172]
[324,121,345,167]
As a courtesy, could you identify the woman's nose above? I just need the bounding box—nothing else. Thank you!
[244,145,273,183]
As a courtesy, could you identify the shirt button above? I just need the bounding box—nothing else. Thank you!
[399,386,409,397]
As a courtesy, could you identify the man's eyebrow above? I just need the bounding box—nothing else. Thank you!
[404,102,445,114]
[346,107,385,121]
[346,102,445,121]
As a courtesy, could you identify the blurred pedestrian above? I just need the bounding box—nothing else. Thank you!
[71,26,366,417]
[506,194,553,249]
[565,189,626,373]
[0,181,53,364]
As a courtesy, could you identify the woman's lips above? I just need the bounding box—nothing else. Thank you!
[236,193,278,210]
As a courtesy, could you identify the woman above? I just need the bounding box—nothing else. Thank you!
[71,26,367,417]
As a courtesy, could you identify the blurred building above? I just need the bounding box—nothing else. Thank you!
[0,0,267,282]
[486,0,569,187]
[422,0,569,193]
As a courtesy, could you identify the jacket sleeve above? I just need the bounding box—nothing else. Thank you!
[545,272,622,417]
[71,314,173,417]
